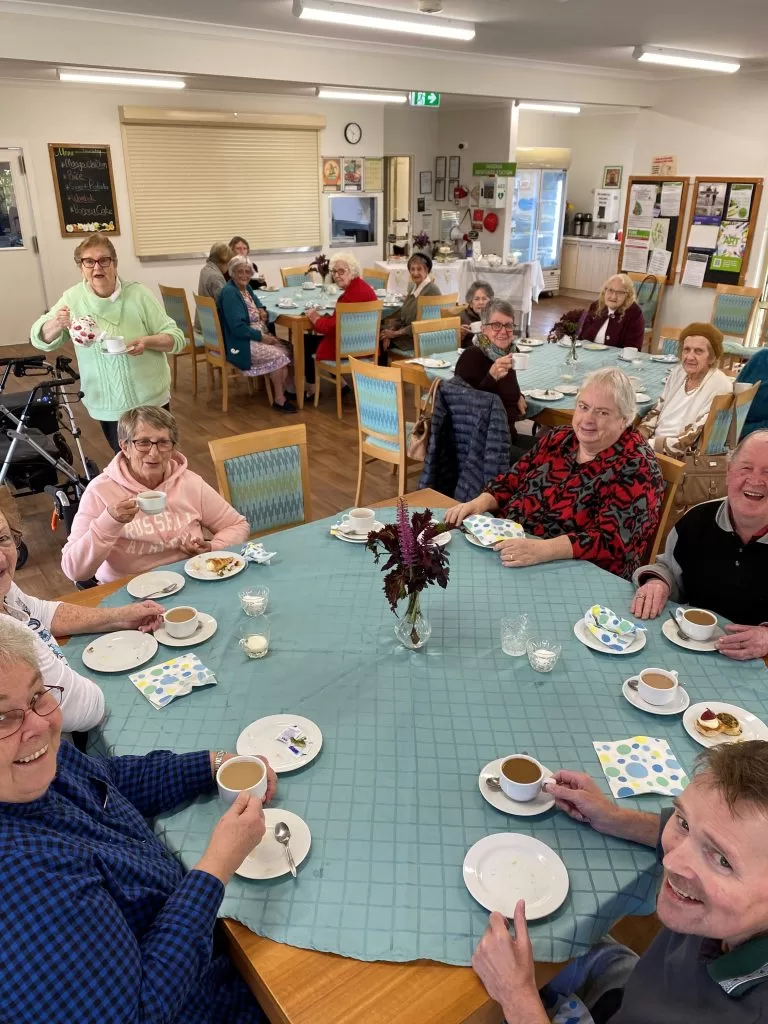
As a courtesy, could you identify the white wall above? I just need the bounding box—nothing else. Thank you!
[382,106,440,238]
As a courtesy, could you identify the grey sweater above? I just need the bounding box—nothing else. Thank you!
[195,261,227,332]
[390,281,442,343]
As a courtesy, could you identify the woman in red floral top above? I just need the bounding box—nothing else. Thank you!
[444,367,664,579]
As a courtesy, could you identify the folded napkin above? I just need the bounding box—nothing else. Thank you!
[130,653,217,710]
[463,514,524,547]
[594,736,688,798]
[584,604,645,652]
[241,540,276,565]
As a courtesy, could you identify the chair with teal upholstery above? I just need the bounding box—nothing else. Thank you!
[280,265,312,288]
[698,391,735,455]
[193,294,273,413]
[159,285,205,396]
[712,285,762,367]
[315,300,383,418]
[363,267,389,290]
[416,292,459,321]
[349,357,420,504]
[731,381,760,444]
[656,326,680,357]
[412,317,461,359]
[208,424,311,537]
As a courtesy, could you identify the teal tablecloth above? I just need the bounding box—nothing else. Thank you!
[258,285,399,325]
[69,511,766,966]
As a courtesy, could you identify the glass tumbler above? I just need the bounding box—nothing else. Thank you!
[239,620,271,659]
[526,637,562,673]
[239,587,269,616]
[500,615,530,656]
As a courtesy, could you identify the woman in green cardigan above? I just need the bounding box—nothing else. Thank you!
[31,233,186,453]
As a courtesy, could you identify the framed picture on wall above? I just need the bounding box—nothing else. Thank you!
[435,156,447,178]
[417,197,426,213]
[448,155,460,179]
[419,170,433,195]
[448,178,459,201]
[602,165,623,189]
[322,157,342,191]
[435,178,446,203]
[343,157,364,192]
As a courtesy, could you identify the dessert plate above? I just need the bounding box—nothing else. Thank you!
[463,834,569,920]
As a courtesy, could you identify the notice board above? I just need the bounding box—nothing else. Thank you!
[680,177,763,288]
[48,143,120,236]
[618,175,690,285]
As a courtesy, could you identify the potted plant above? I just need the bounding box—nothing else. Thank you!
[308,253,331,292]
[412,231,431,256]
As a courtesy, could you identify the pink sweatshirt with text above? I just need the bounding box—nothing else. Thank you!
[61,452,249,583]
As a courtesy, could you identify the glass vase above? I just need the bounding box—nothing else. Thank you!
[395,593,431,650]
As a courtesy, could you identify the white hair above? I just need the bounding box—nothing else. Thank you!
[0,618,38,671]
[227,254,252,276]
[577,367,636,426]
[329,251,361,279]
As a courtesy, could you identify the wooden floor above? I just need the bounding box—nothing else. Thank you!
[6,295,582,598]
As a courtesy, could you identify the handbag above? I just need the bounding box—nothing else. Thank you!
[408,378,441,461]
[673,450,729,515]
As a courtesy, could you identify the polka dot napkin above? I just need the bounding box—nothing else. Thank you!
[593,736,688,798]
[129,654,217,710]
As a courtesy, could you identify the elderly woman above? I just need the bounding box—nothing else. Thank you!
[380,252,442,357]
[31,233,186,453]
[638,323,732,455]
[460,280,494,346]
[229,235,267,289]
[577,273,645,350]
[454,298,527,446]
[0,622,271,1022]
[0,511,162,732]
[61,406,249,584]
[217,254,294,412]
[445,368,664,579]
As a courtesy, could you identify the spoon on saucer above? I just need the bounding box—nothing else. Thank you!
[274,821,297,878]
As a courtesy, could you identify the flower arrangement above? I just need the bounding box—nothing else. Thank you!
[412,231,431,251]
[308,253,331,280]
[366,499,450,647]
[547,308,585,344]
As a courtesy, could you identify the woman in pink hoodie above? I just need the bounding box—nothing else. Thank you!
[62,407,249,584]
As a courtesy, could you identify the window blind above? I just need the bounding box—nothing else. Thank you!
[121,120,321,258]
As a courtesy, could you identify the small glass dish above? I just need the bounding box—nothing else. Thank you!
[239,586,269,616]
[239,621,270,659]
[526,638,562,673]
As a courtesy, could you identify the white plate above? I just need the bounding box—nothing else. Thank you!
[635,392,651,403]
[557,384,579,395]
[184,551,246,581]
[82,630,158,672]
[463,833,569,921]
[683,701,768,748]
[235,808,312,880]
[661,618,724,653]
[573,617,647,656]
[516,344,533,353]
[584,342,608,350]
[127,570,185,600]
[522,338,545,347]
[478,759,555,816]
[237,714,323,772]
[622,678,690,716]
[420,358,450,368]
[650,354,678,363]
[525,389,564,402]
[277,301,298,309]
[331,519,384,543]
[462,530,496,549]
[154,612,218,648]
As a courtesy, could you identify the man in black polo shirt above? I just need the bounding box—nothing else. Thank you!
[631,428,768,660]
[472,742,768,1023]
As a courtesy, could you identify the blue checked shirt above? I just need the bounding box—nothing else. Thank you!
[0,741,262,1023]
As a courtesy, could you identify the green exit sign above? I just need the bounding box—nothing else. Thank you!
[409,91,441,107]
[472,161,517,176]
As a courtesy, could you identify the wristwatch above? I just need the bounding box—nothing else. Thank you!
[213,749,227,778]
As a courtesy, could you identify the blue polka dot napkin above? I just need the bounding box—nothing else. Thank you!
[594,736,688,798]
[129,654,217,710]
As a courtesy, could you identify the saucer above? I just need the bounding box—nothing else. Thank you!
[662,618,724,653]
[331,520,384,543]
[622,678,690,716]
[478,758,555,816]
[235,809,311,880]
[237,714,323,772]
[102,347,128,356]
[463,834,569,921]
[573,617,646,655]
[155,612,217,647]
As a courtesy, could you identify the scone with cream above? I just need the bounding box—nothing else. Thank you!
[695,708,722,738]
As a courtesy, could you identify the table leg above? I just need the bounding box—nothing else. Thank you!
[292,319,306,411]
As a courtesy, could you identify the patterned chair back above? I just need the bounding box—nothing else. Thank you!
[336,302,382,360]
[159,286,194,342]
[416,292,459,321]
[712,286,760,340]
[280,265,310,288]
[661,335,679,356]
[699,392,734,455]
[350,358,404,453]
[732,381,760,443]
[412,317,461,358]
[193,294,224,360]
[363,268,388,290]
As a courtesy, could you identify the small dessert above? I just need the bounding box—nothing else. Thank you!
[716,712,742,737]
[695,708,722,737]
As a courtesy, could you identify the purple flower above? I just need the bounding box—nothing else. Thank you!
[396,498,418,567]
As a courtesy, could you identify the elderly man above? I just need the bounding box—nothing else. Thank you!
[631,428,768,661]
[472,741,768,1023]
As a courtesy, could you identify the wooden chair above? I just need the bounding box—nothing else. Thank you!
[159,285,205,396]
[645,452,685,563]
[731,381,761,444]
[362,267,389,290]
[412,317,462,359]
[627,272,666,350]
[280,265,312,288]
[314,300,382,419]
[193,294,273,414]
[656,326,680,356]
[698,391,735,455]
[711,284,761,341]
[208,425,311,538]
[349,357,421,505]
[416,292,459,321]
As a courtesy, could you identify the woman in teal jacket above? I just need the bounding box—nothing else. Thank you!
[216,256,294,413]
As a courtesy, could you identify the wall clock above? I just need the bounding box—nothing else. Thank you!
[344,122,362,145]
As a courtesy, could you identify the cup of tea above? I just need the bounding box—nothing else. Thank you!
[103,335,127,354]
[620,347,639,361]
[636,666,679,706]
[137,490,167,514]
[216,754,268,805]
[499,754,545,802]
[512,353,529,371]
[163,606,199,639]
[470,321,483,335]
[340,507,376,535]
[676,607,717,642]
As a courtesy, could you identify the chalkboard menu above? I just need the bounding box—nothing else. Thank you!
[48,143,120,237]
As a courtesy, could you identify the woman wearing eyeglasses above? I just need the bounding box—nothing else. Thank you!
[455,299,529,447]
[30,233,186,453]
[61,406,248,584]
[577,273,645,349]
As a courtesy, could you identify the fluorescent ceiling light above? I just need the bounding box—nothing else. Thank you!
[317,87,407,103]
[633,46,740,73]
[58,69,186,89]
[517,102,581,114]
[294,0,475,42]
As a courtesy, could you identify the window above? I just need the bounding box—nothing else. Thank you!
[0,163,23,248]
[329,196,377,247]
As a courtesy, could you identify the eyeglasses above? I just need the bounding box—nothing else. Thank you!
[330,267,349,278]
[76,257,115,269]
[0,685,63,740]
[605,288,627,296]
[129,439,175,453]
[485,321,516,334]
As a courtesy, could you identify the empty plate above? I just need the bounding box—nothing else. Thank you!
[235,809,312,880]
[127,570,185,600]
[82,630,158,672]
[237,714,323,773]
[525,389,564,402]
[463,833,569,920]
[478,758,555,816]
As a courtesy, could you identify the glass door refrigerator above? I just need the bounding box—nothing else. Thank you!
[509,169,539,264]
[535,169,567,289]
[508,148,571,294]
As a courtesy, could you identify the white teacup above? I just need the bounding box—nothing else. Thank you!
[162,606,199,639]
[512,353,529,370]
[676,607,718,642]
[470,321,483,334]
[340,507,375,535]
[137,490,167,514]
[103,335,127,354]
[636,666,679,706]
[499,754,545,802]
[620,347,639,361]
[216,755,268,805]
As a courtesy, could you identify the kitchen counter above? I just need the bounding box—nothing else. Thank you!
[563,235,620,246]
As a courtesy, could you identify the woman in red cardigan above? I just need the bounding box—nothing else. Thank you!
[578,273,645,349]
[304,252,377,397]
